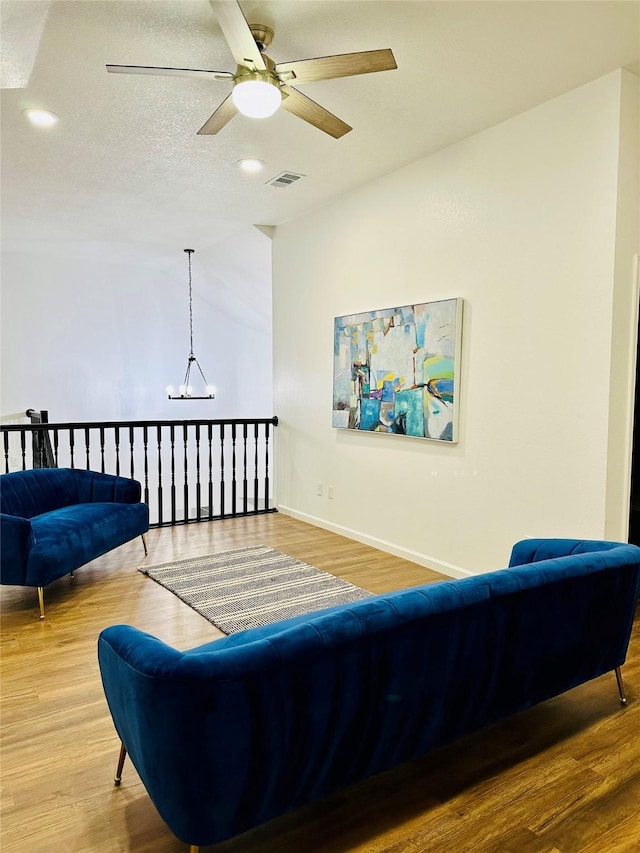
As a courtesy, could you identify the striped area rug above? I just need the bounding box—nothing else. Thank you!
[139,544,372,634]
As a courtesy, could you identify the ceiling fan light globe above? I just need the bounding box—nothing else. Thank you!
[232,79,281,118]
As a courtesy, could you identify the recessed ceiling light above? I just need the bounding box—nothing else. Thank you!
[22,108,59,128]
[237,158,265,174]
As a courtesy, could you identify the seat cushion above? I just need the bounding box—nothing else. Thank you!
[26,502,149,587]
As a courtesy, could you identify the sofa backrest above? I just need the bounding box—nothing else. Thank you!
[1,468,82,518]
[0,468,141,518]
[508,537,624,566]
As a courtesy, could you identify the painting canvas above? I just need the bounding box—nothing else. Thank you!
[333,298,463,442]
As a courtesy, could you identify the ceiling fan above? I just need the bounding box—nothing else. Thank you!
[106,0,397,138]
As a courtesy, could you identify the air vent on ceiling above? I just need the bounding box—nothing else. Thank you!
[267,171,305,188]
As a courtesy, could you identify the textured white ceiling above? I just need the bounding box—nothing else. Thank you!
[2,0,639,262]
[0,0,52,88]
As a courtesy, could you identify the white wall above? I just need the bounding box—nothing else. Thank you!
[605,71,640,540]
[1,225,273,422]
[272,70,639,577]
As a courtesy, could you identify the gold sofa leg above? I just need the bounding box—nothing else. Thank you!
[114,742,127,786]
[189,846,199,853]
[614,666,627,706]
[141,533,148,557]
[37,587,45,619]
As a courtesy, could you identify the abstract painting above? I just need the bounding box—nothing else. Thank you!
[333,298,463,442]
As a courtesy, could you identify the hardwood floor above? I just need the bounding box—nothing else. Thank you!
[1,514,638,853]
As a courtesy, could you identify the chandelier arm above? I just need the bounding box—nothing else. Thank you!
[192,356,210,387]
[183,357,193,388]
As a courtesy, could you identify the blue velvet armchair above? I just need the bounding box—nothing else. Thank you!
[1,467,149,617]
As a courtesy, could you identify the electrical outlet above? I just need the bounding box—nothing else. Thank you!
[316,482,323,496]
[328,485,334,500]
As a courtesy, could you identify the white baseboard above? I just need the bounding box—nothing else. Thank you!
[277,505,473,579]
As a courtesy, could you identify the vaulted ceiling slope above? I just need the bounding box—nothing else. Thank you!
[2,0,639,253]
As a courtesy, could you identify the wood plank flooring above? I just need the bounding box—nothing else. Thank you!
[1,514,638,853]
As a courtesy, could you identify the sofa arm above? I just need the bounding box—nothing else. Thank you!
[99,625,182,677]
[0,513,33,585]
[509,537,624,567]
[73,469,142,504]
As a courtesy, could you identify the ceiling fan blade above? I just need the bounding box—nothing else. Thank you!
[209,0,266,71]
[106,64,234,80]
[280,86,351,139]
[197,93,238,134]
[275,48,396,85]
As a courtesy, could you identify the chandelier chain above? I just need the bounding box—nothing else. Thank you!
[186,248,195,357]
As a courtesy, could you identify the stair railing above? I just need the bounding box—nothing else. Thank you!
[0,416,278,527]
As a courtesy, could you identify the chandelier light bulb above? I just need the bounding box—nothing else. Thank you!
[179,384,186,397]
[232,79,281,118]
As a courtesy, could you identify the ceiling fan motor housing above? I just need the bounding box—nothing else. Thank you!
[234,53,279,85]
[249,24,274,53]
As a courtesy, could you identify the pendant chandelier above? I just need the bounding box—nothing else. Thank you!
[166,249,215,400]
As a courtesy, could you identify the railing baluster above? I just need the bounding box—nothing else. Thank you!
[157,425,163,527]
[170,424,176,524]
[3,431,9,473]
[100,426,106,473]
[69,428,75,468]
[53,429,59,467]
[207,424,213,520]
[195,424,201,520]
[183,423,189,523]
[143,425,149,507]
[85,427,91,469]
[231,423,237,516]
[129,426,135,479]
[220,424,225,518]
[114,426,120,476]
[242,424,248,514]
[254,423,259,512]
[20,431,27,469]
[264,421,271,510]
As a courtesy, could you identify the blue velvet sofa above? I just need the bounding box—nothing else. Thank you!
[98,538,640,852]
[1,467,149,618]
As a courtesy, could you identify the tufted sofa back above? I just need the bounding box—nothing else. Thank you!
[1,468,141,518]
